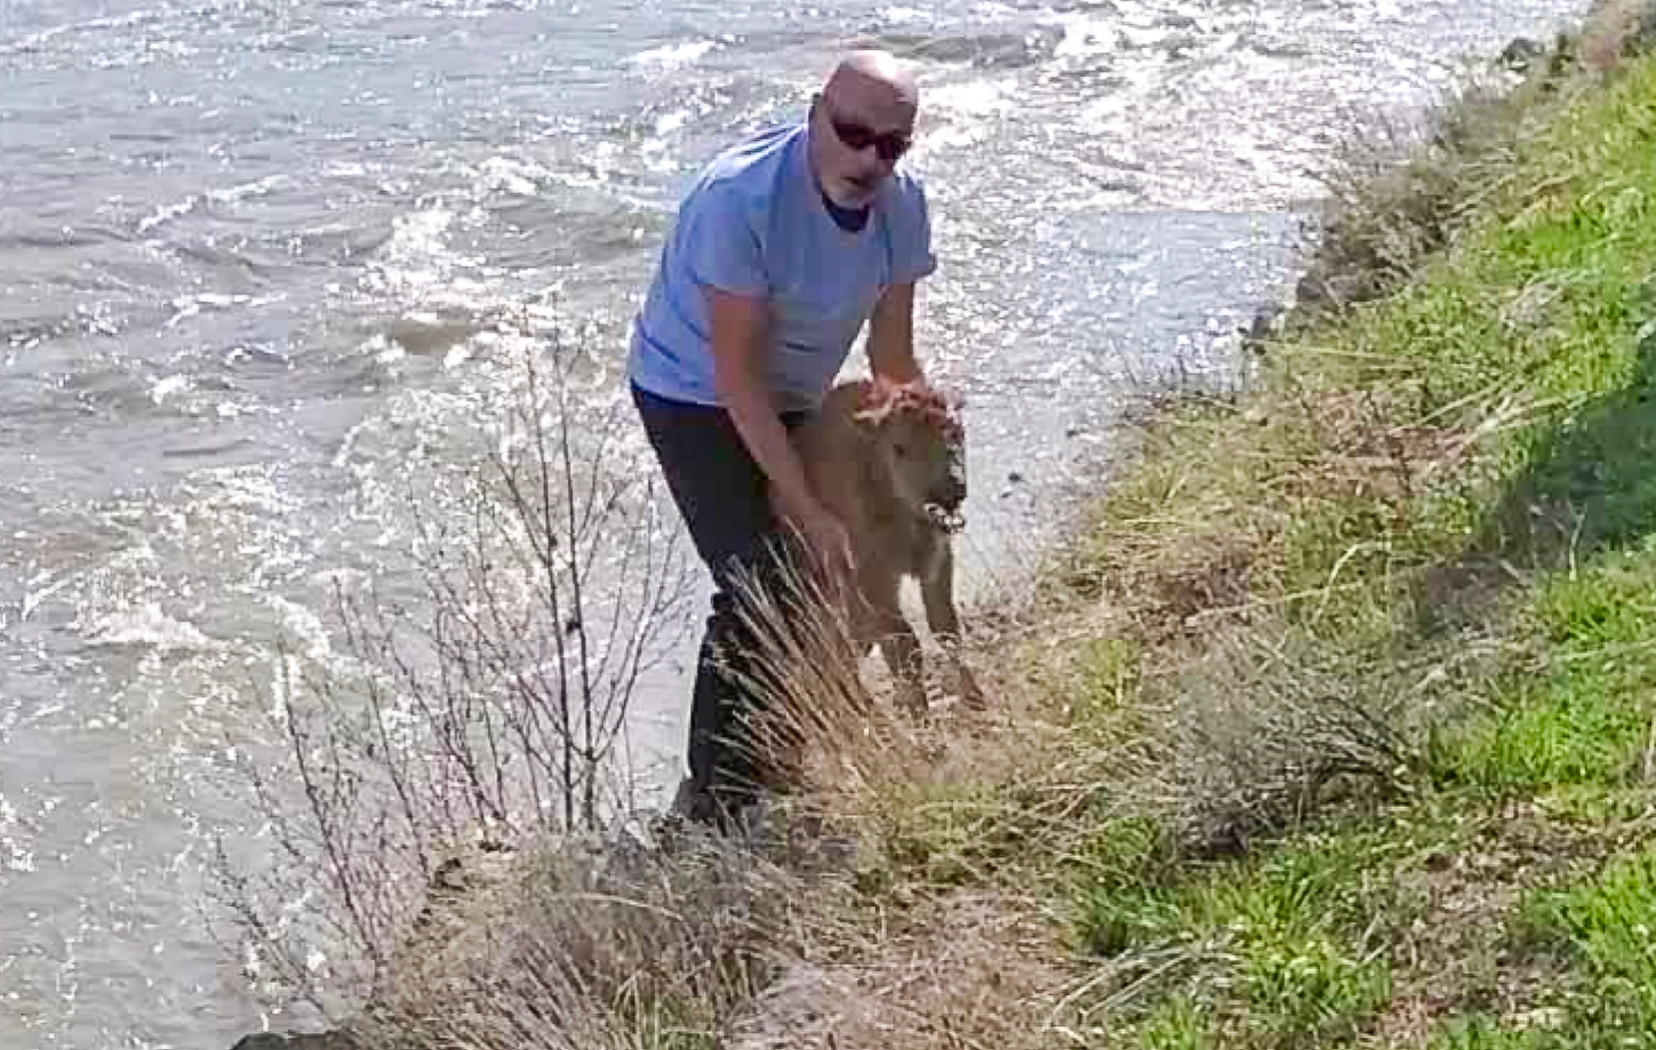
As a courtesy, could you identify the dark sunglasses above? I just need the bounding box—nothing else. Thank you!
[817,99,911,162]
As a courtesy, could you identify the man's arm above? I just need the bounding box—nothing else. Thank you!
[706,286,826,530]
[865,280,924,386]
[676,184,828,534]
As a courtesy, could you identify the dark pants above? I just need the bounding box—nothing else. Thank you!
[630,381,810,820]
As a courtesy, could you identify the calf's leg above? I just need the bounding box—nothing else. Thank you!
[920,537,987,709]
[862,571,928,716]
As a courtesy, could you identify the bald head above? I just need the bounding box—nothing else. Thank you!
[808,49,920,208]
[821,49,919,118]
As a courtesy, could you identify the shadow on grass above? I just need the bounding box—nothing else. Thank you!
[1420,307,1656,628]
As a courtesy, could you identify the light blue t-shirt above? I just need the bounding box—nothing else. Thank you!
[627,117,937,412]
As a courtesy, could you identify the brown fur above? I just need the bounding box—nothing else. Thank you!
[776,376,985,714]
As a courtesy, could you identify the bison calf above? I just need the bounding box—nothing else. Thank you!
[776,376,986,715]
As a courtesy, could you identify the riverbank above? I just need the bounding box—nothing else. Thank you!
[234,3,1656,1047]
[710,6,1656,1045]
[835,6,1656,1045]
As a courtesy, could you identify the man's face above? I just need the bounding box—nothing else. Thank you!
[810,91,915,209]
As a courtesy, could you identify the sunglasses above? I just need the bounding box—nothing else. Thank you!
[817,99,912,162]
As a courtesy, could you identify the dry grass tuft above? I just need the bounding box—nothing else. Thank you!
[1062,371,1480,645]
[1126,619,1423,854]
[726,891,1077,1050]
[713,554,940,812]
[357,821,850,1050]
[1292,44,1577,317]
[719,545,1094,866]
[1016,358,1529,859]
[1578,0,1656,74]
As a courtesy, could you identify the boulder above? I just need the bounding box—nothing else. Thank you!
[228,1032,360,1050]
[1497,35,1547,72]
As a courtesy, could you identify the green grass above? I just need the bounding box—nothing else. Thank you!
[676,29,1656,1049]
[1437,555,1656,794]
[586,31,1656,1049]
[1020,40,1656,1050]
[1074,829,1401,1046]
[1520,848,1656,1028]
[554,32,1656,1050]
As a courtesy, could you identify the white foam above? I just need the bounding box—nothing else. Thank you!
[149,375,193,403]
[877,6,930,23]
[183,464,300,517]
[162,292,273,330]
[624,39,716,69]
[21,567,79,623]
[475,155,551,198]
[924,77,1019,117]
[263,595,333,665]
[206,175,289,205]
[908,77,1020,158]
[1053,16,1120,60]
[79,601,221,653]
[3,836,35,874]
[653,109,691,137]
[359,207,495,310]
[638,108,696,174]
[0,9,159,56]
[137,196,198,235]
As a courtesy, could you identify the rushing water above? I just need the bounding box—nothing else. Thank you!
[1,0,1587,1045]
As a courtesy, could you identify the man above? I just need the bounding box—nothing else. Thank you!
[626,49,938,827]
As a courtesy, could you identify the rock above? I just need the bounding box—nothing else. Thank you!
[1497,35,1547,72]
[386,312,483,358]
[229,1032,360,1050]
[1238,301,1289,355]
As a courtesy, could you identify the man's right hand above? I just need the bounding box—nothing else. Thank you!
[797,506,856,594]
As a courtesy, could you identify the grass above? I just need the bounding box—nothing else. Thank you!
[1008,22,1656,1048]
[828,18,1656,1049]
[330,11,1656,1050]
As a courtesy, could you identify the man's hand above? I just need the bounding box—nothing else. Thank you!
[796,505,856,594]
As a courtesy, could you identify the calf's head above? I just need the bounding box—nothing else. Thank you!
[853,380,969,532]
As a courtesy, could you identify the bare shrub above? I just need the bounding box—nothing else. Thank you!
[208,325,1082,1048]
[327,495,1056,1050]
[211,335,697,1026]
[1293,50,1570,314]
[1124,616,1423,854]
